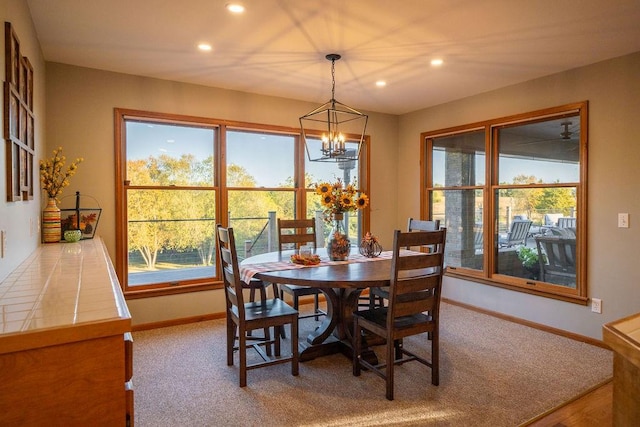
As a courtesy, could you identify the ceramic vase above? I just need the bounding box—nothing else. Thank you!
[326,213,350,261]
[42,198,61,243]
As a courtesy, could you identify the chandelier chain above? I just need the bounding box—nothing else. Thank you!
[331,57,336,101]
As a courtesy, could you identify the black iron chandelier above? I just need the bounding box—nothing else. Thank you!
[299,54,368,162]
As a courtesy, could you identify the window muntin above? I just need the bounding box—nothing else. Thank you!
[226,130,295,188]
[495,187,577,288]
[429,130,486,273]
[498,118,579,184]
[432,131,485,187]
[124,118,218,290]
[228,189,296,256]
[431,188,484,272]
[127,189,216,287]
[304,139,362,183]
[424,103,586,302]
[304,138,365,243]
[126,121,214,187]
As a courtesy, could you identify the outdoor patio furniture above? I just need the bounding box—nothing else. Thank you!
[498,220,533,248]
[535,235,577,286]
[544,213,564,227]
[558,217,577,228]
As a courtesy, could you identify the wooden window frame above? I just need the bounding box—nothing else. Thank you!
[421,102,588,304]
[114,108,370,298]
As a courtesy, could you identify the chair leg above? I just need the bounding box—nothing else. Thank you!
[258,286,273,357]
[247,286,264,337]
[239,327,247,387]
[394,338,402,361]
[368,292,383,309]
[353,318,362,377]
[386,338,395,400]
[432,330,439,386]
[270,325,279,356]
[313,293,320,321]
[369,292,377,310]
[227,319,236,366]
[291,317,299,377]
[278,287,288,340]
[263,326,273,357]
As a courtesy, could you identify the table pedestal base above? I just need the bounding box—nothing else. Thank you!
[297,287,380,365]
[299,336,379,365]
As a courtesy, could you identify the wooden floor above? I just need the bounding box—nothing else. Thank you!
[525,380,612,426]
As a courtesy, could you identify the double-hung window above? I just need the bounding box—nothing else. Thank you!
[423,102,587,303]
[115,109,369,297]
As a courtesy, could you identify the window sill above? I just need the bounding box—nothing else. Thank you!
[124,282,223,299]
[445,269,588,305]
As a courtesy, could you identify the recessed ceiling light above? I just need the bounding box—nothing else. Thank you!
[375,80,387,87]
[431,58,444,66]
[226,3,245,13]
[198,43,212,52]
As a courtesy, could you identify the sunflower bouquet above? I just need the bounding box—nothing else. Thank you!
[315,179,369,261]
[315,179,369,223]
[39,147,83,201]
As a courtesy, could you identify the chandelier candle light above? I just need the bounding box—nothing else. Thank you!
[316,179,369,261]
[300,54,368,162]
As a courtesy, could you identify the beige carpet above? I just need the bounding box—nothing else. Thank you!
[132,303,611,426]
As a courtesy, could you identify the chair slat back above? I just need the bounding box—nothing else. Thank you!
[557,217,577,228]
[536,236,577,274]
[509,220,532,240]
[216,224,245,320]
[407,218,441,251]
[278,218,317,251]
[407,218,440,233]
[508,219,533,244]
[388,229,446,331]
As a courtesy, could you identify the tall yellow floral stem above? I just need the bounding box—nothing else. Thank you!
[39,147,83,202]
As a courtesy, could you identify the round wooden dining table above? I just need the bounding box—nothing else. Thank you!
[240,248,391,362]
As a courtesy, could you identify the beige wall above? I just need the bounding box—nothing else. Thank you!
[0,0,46,282]
[45,63,399,324]
[399,52,640,339]
[4,0,639,339]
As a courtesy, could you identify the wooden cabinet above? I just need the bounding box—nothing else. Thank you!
[603,312,640,427]
[0,238,132,425]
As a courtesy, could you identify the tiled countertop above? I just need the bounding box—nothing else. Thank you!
[0,238,131,354]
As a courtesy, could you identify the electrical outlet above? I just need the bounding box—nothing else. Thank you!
[591,298,602,314]
[618,213,629,228]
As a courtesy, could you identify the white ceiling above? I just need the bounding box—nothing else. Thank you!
[26,0,640,115]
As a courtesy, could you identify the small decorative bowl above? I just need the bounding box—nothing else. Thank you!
[64,229,82,242]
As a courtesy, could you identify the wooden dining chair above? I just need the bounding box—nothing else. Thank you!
[216,224,299,387]
[277,218,327,321]
[367,218,441,309]
[353,228,447,400]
